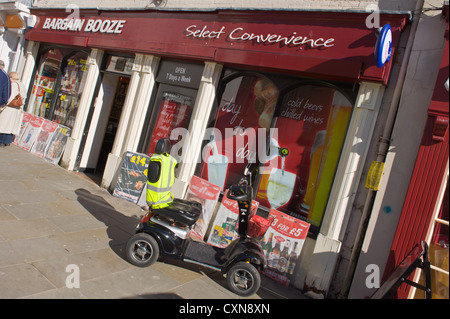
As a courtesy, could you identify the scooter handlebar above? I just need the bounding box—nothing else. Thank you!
[227,185,250,201]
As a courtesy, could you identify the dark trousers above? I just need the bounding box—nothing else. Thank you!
[0,133,14,145]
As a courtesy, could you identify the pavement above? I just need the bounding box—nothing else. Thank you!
[0,144,307,300]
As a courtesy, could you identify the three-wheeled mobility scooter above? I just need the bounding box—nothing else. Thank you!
[126,157,272,297]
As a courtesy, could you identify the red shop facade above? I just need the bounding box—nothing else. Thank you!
[23,8,410,296]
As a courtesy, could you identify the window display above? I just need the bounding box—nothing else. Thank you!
[200,72,354,230]
[26,49,89,130]
[52,52,89,128]
[27,49,63,118]
[257,85,353,227]
[146,91,192,156]
[200,75,279,190]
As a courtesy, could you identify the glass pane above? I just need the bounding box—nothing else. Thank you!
[429,180,449,299]
[147,92,192,155]
[27,49,63,118]
[430,249,449,299]
[432,180,449,248]
[256,85,352,226]
[415,180,449,299]
[200,76,279,190]
[414,260,449,299]
[52,52,89,129]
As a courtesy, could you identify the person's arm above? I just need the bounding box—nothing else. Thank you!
[0,74,10,106]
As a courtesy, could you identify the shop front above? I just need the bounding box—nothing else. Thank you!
[24,8,409,295]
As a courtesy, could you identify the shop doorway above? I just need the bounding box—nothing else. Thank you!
[79,73,130,183]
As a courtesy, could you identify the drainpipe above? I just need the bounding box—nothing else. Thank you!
[340,0,425,298]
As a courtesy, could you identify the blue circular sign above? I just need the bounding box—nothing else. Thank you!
[375,24,392,68]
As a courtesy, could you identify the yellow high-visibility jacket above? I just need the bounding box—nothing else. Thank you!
[146,153,177,209]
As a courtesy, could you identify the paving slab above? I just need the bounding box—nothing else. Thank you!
[78,267,182,299]
[8,236,70,264]
[32,248,132,288]
[21,286,88,299]
[46,214,107,233]
[0,218,64,241]
[0,205,16,222]
[0,263,55,299]
[49,227,128,254]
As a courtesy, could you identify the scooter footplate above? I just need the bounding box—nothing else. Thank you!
[184,242,226,269]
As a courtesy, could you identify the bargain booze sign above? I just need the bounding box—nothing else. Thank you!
[42,17,126,34]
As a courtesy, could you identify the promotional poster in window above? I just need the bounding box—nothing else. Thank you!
[200,76,352,228]
[147,92,191,156]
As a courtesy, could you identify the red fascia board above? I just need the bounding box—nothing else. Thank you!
[214,48,363,83]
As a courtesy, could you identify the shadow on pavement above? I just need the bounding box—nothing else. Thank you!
[75,188,141,261]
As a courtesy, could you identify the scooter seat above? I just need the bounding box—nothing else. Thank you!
[152,198,202,227]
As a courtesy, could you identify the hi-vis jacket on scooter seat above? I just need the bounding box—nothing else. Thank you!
[146,153,177,209]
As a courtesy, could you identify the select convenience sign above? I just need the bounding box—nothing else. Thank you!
[185,24,335,50]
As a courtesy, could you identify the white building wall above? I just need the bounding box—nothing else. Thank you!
[32,0,418,12]
[0,1,30,75]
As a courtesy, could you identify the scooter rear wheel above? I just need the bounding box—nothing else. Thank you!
[126,233,159,267]
[226,262,261,297]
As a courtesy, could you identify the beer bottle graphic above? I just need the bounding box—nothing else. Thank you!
[263,233,273,259]
[277,240,290,275]
[287,241,299,276]
[268,238,281,269]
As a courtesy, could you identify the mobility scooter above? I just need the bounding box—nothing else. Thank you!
[126,165,272,297]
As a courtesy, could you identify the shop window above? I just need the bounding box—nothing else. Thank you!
[141,60,203,161]
[26,49,89,130]
[256,85,353,227]
[145,86,196,157]
[199,73,353,230]
[27,48,63,118]
[199,75,279,190]
[51,52,89,128]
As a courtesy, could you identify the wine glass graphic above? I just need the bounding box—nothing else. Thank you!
[266,167,296,209]
[206,131,229,190]
[265,141,295,209]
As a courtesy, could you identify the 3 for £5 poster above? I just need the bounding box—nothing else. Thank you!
[260,209,310,286]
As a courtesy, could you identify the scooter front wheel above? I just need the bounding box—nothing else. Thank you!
[126,233,159,267]
[226,262,261,297]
